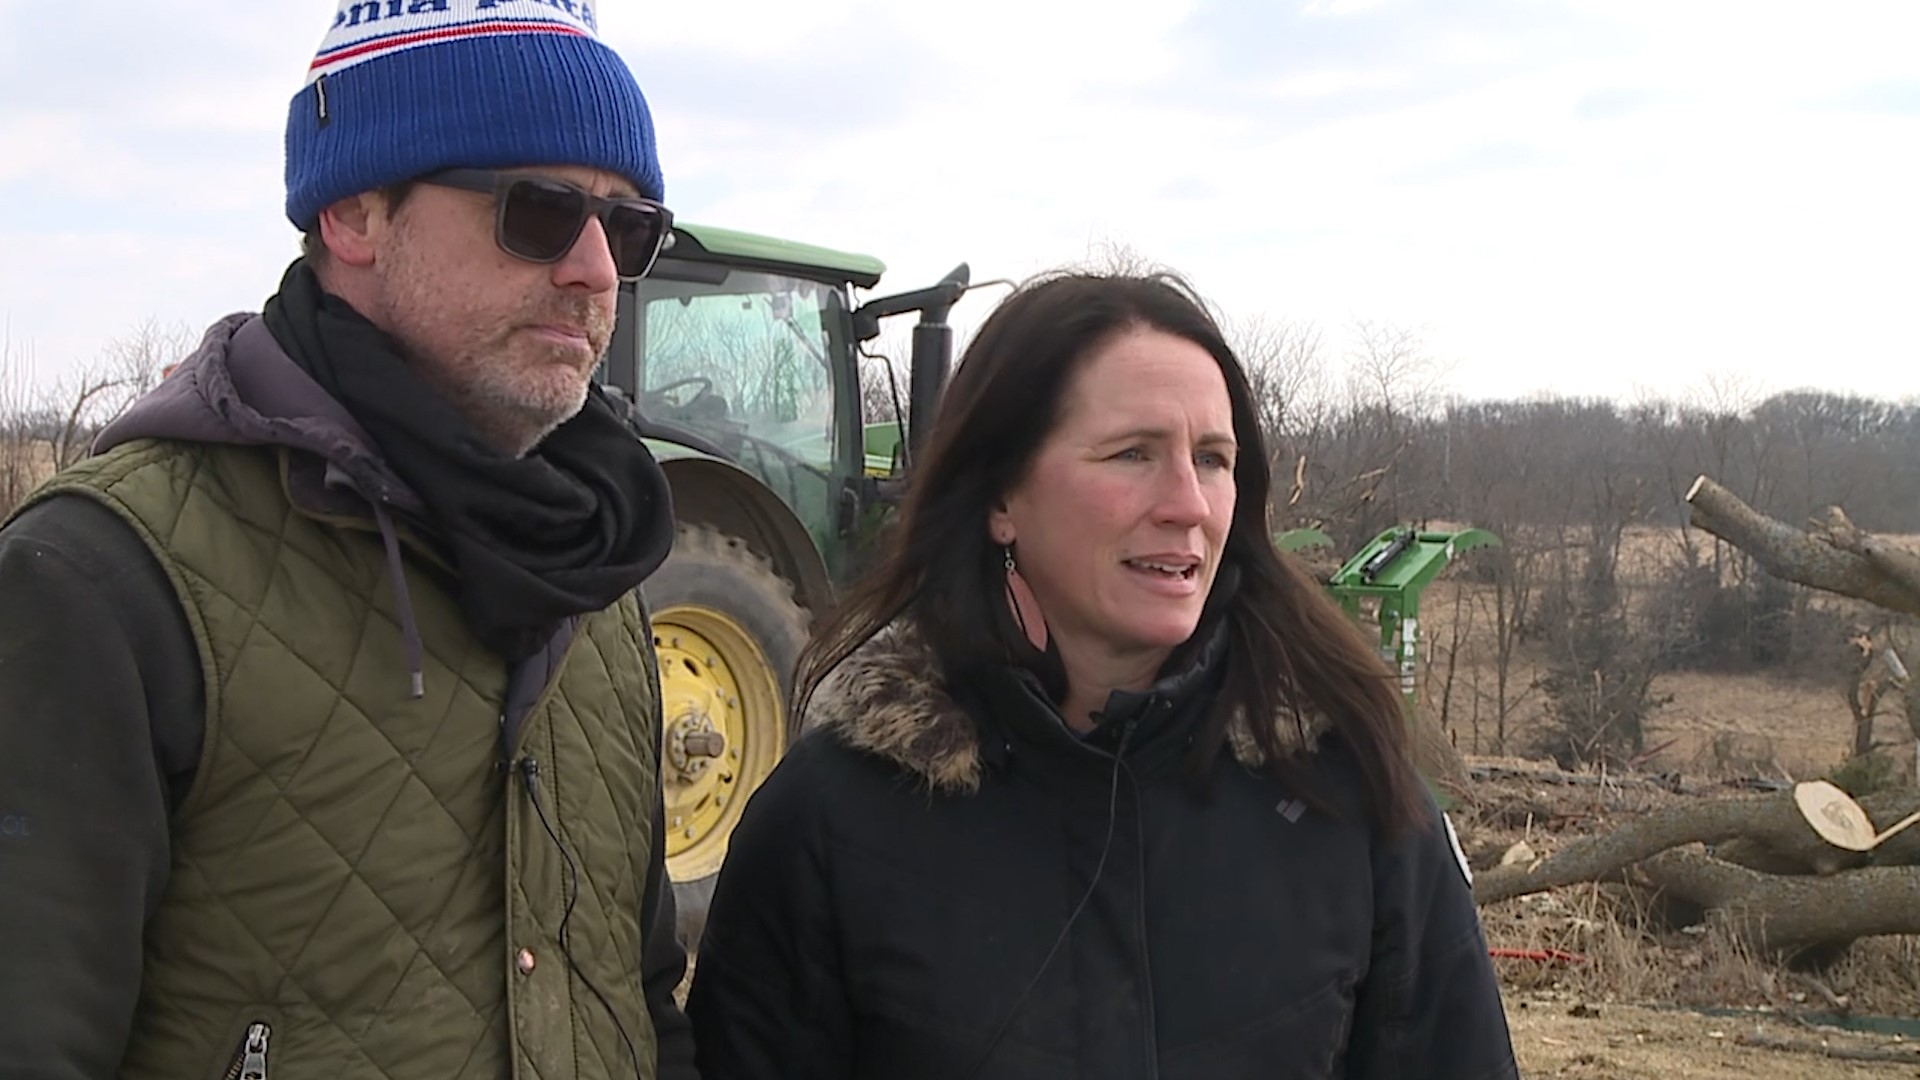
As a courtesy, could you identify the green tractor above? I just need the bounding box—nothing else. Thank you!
[599,224,971,940]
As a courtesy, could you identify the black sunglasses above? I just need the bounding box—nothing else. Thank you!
[419,168,674,280]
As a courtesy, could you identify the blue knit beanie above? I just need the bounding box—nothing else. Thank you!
[285,1,663,230]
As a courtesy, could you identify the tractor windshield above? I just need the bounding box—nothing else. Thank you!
[631,268,844,476]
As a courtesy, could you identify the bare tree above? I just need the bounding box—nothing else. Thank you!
[43,318,186,469]
[1231,315,1329,514]
[857,325,913,430]
[1843,624,1910,760]
[1529,457,1666,768]
[1283,320,1458,543]
[0,326,42,519]
[1344,319,1452,422]
[1482,540,1543,755]
[1233,316,1327,440]
[1433,576,1475,747]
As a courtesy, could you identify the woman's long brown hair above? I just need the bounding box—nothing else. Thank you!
[796,270,1428,834]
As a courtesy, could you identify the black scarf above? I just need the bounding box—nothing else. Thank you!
[262,260,675,663]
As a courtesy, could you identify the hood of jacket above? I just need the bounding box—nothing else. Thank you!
[92,313,453,697]
[806,620,1330,794]
[95,313,424,521]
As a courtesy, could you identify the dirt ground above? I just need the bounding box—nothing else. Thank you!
[1508,993,1920,1078]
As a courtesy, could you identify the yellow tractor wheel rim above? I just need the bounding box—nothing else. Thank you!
[654,604,785,881]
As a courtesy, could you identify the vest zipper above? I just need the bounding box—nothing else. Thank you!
[220,1021,271,1080]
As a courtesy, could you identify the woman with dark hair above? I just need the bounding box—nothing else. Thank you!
[686,270,1518,1079]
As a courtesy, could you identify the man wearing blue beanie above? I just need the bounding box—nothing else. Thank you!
[0,3,696,1078]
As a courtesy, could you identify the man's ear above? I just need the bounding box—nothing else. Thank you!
[315,191,384,268]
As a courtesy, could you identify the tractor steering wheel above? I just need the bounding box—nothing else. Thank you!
[647,376,716,409]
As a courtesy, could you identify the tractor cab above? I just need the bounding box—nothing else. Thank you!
[595,223,971,942]
[600,225,885,583]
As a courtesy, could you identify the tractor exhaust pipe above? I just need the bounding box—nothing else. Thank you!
[851,262,971,470]
[906,263,970,466]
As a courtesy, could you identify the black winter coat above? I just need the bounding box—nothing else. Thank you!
[687,624,1518,1080]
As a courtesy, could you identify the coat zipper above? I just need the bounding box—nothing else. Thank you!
[221,1021,271,1080]
[1126,754,1161,1079]
[1125,702,1167,1078]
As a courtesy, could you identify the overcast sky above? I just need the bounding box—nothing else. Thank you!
[1,0,1916,406]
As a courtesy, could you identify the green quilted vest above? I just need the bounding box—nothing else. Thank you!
[22,439,663,1080]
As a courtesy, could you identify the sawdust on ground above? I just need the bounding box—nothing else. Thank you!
[1509,992,1920,1078]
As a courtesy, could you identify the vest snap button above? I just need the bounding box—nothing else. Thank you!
[516,948,537,974]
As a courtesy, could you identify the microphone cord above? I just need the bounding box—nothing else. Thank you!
[519,756,646,1080]
[961,719,1134,1078]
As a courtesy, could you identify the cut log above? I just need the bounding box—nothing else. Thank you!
[1475,793,1826,903]
[1684,476,1920,616]
[1717,789,1920,874]
[1473,788,1920,905]
[1638,850,1920,953]
[1466,761,1681,793]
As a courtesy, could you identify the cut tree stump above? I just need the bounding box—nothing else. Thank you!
[1718,789,1920,874]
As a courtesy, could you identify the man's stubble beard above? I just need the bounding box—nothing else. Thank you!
[446,325,610,457]
[398,294,614,458]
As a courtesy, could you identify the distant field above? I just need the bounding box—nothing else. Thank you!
[2,438,59,509]
[1409,530,1908,779]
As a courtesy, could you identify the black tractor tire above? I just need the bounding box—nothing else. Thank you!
[643,523,810,951]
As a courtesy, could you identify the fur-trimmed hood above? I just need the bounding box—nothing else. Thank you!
[805,621,1329,793]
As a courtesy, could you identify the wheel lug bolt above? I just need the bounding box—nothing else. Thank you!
[683,731,728,758]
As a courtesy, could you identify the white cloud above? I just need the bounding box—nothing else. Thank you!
[1301,0,1392,16]
[1263,66,1412,100]
[0,0,1915,410]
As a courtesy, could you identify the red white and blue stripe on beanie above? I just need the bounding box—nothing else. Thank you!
[307,1,601,83]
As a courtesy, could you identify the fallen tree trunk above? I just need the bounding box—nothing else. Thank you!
[1639,850,1920,954]
[1466,761,1680,792]
[1473,788,1920,904]
[1685,476,1920,616]
[1475,793,1823,903]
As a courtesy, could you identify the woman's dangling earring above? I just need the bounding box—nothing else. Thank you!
[1003,543,1049,652]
